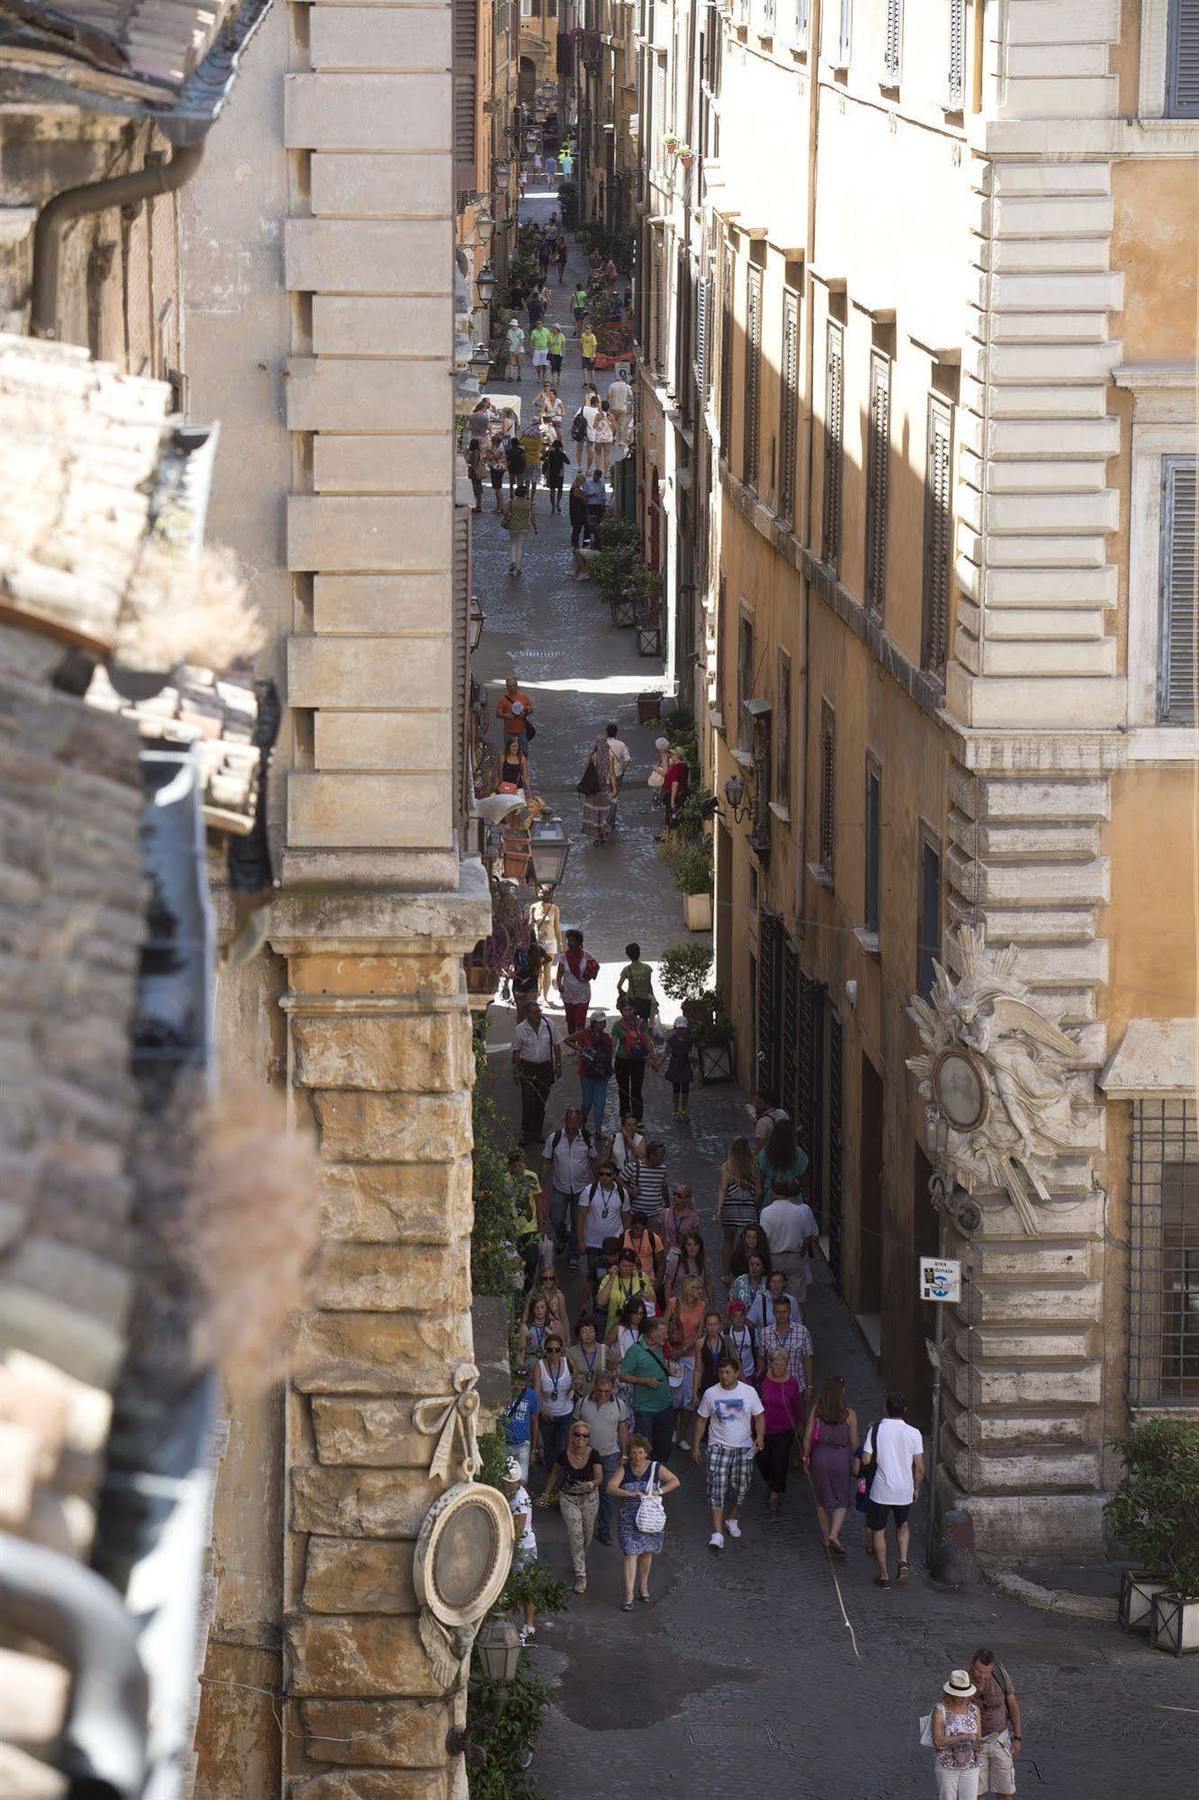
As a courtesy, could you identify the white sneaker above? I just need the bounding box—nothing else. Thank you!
[726,1519,742,1539]
[518,1627,530,1645]
[678,1438,691,1452]
[708,1531,724,1552]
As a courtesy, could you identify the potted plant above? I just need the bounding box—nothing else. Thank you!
[660,943,715,1025]
[670,840,714,931]
[637,691,663,724]
[1106,1416,1199,1650]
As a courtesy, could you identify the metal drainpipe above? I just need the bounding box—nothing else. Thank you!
[30,142,205,342]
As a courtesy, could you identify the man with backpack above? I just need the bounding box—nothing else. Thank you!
[968,1650,1023,1798]
[576,1160,629,1287]
[541,1106,595,1266]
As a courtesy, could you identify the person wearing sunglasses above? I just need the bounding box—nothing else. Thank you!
[540,1419,605,1593]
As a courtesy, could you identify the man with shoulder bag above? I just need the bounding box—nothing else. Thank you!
[969,1649,1023,1799]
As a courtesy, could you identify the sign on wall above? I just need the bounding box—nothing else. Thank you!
[919,1257,962,1304]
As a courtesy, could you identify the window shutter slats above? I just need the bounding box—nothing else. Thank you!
[922,395,953,679]
[696,274,710,399]
[744,263,763,489]
[948,0,965,107]
[453,0,478,171]
[779,290,799,519]
[819,699,835,876]
[1168,0,1199,117]
[865,349,891,615]
[821,320,844,568]
[719,246,734,450]
[1161,456,1198,723]
[883,0,902,80]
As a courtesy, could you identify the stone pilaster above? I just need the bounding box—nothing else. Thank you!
[271,871,490,1799]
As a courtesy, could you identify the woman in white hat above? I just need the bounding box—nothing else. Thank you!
[648,736,672,807]
[930,1668,982,1798]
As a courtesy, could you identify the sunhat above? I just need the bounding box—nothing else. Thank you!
[943,1670,977,1698]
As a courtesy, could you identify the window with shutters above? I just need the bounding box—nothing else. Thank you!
[744,263,763,490]
[1129,1101,1199,1405]
[779,290,799,522]
[882,0,902,81]
[719,244,735,453]
[921,394,954,680]
[833,0,852,67]
[1159,456,1197,723]
[1167,0,1199,115]
[776,649,792,812]
[947,0,966,109]
[737,610,755,752]
[864,756,880,938]
[794,0,810,46]
[821,320,844,570]
[696,273,712,402]
[817,698,835,879]
[864,349,891,615]
[452,0,478,182]
[917,830,941,1001]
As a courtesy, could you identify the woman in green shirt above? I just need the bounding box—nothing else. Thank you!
[617,941,656,1022]
[620,1317,675,1465]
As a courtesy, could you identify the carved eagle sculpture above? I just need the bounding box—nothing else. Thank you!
[907,924,1084,1236]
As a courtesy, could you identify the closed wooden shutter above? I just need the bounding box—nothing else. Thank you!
[781,938,799,1120]
[779,289,799,520]
[948,0,965,108]
[1169,0,1199,116]
[794,0,809,40]
[696,273,710,400]
[918,835,941,1000]
[744,263,763,489]
[922,393,954,679]
[452,504,472,832]
[883,0,902,80]
[758,910,784,1105]
[837,0,852,63]
[453,0,478,181]
[819,697,835,876]
[865,349,891,615]
[821,320,844,568]
[827,1012,843,1287]
[719,244,734,450]
[864,758,881,936]
[1160,455,1198,723]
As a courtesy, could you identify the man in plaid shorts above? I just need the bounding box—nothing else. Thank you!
[693,1355,765,1552]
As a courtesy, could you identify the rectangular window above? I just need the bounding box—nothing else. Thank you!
[883,0,902,81]
[1130,1100,1199,1404]
[864,757,880,937]
[1160,455,1198,723]
[776,650,792,811]
[818,698,835,876]
[922,393,954,680]
[696,272,712,401]
[716,573,728,721]
[864,349,891,615]
[779,289,800,522]
[452,0,478,173]
[794,0,810,44]
[947,0,966,108]
[835,0,852,65]
[917,832,941,1000]
[743,264,763,489]
[737,611,755,751]
[719,245,734,452]
[821,320,844,570]
[1167,0,1199,117]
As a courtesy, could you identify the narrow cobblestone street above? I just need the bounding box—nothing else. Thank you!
[474,195,1195,1800]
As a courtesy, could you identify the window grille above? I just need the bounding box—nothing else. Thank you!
[947,0,966,108]
[883,0,902,80]
[1159,455,1197,723]
[1130,1099,1199,1404]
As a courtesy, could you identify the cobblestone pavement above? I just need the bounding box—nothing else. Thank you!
[475,191,1190,1800]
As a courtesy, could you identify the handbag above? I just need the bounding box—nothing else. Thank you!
[919,1711,935,1749]
[647,768,665,790]
[577,757,602,796]
[525,719,536,742]
[635,1462,666,1535]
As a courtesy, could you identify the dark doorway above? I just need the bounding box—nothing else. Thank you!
[859,1054,884,1334]
[912,1144,940,1416]
[715,823,733,1016]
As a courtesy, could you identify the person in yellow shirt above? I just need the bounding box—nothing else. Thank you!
[580,326,598,377]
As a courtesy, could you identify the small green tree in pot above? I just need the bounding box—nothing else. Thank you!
[1106,1416,1199,1649]
[660,942,714,1028]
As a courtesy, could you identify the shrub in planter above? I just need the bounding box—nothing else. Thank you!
[668,839,713,898]
[660,942,714,1005]
[1106,1416,1199,1645]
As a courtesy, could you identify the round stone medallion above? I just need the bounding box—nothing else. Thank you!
[414,1483,514,1629]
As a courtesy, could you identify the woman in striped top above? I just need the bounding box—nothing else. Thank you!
[628,1142,670,1226]
[716,1137,762,1279]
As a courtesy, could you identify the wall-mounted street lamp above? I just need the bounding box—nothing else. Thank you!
[476,262,497,305]
[528,814,571,893]
[476,207,495,243]
[723,772,751,823]
[469,594,486,653]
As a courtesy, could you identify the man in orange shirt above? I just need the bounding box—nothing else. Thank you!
[622,1213,665,1296]
[497,673,534,752]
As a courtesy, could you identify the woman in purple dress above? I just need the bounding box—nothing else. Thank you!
[803,1374,857,1558]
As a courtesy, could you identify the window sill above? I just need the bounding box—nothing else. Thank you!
[1126,726,1199,763]
[807,860,834,893]
[768,800,791,826]
[853,926,880,961]
[732,747,754,770]
[709,708,725,736]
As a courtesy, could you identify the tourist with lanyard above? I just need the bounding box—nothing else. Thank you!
[565,1010,614,1137]
[730,1250,772,1325]
[540,1417,605,1594]
[503,1365,541,1483]
[598,1251,653,1337]
[611,1003,651,1122]
[747,1266,802,1335]
[534,1333,575,1475]
[576,1160,629,1287]
[574,1371,629,1544]
[619,1315,676,1466]
[507,1148,543,1290]
[621,1213,665,1297]
[568,1312,607,1400]
[626,1141,670,1228]
[660,1183,701,1251]
[698,1311,729,1395]
[519,1294,553,1373]
[541,1106,594,1264]
[609,1113,647,1178]
[756,1297,814,1396]
[723,1299,757,1380]
[526,1266,571,1346]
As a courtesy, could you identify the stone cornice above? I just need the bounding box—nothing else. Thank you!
[267,855,492,955]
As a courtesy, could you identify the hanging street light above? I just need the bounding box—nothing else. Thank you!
[723,773,750,823]
[469,343,493,375]
[528,813,571,892]
[476,262,497,305]
[473,1614,523,1684]
[476,207,495,243]
[469,593,485,652]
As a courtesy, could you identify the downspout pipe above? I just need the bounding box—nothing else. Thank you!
[30,141,205,342]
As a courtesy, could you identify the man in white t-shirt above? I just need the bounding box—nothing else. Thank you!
[862,1391,925,1589]
[606,374,630,440]
[759,1185,820,1297]
[605,721,632,829]
[576,1160,630,1286]
[693,1355,765,1552]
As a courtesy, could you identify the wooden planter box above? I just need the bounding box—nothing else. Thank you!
[637,692,662,724]
[636,623,662,657]
[1120,1570,1169,1634]
[1151,1591,1199,1654]
[609,594,637,628]
[683,891,713,931]
[698,1039,734,1085]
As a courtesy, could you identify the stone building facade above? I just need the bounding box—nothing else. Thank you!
[633,0,1199,1552]
[181,4,494,1794]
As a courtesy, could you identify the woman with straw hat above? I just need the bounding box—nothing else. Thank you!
[930,1669,982,1799]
